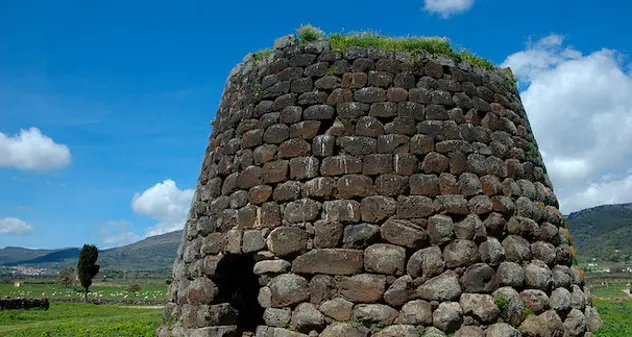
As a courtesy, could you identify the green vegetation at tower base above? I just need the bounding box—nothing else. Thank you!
[0,302,162,337]
[295,24,495,71]
[594,299,632,336]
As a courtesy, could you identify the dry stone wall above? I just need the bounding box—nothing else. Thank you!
[159,35,602,337]
[0,298,50,310]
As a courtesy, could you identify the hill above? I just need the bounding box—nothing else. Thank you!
[0,230,183,276]
[566,203,632,260]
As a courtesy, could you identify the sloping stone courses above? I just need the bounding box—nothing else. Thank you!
[158,34,601,337]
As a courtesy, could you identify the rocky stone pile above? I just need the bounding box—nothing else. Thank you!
[159,34,602,337]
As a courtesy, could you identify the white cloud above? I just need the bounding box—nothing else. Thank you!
[0,217,33,235]
[97,220,140,247]
[503,34,632,214]
[131,179,194,237]
[0,127,71,171]
[423,0,475,18]
[103,232,140,245]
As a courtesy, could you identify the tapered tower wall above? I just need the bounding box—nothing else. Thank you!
[158,34,602,337]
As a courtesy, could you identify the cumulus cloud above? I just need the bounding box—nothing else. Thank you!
[0,217,33,235]
[131,179,194,237]
[423,0,476,18]
[0,127,71,171]
[98,220,140,247]
[503,34,632,214]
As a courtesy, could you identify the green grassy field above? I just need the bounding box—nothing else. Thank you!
[0,302,162,336]
[589,283,631,299]
[594,299,632,336]
[0,282,168,300]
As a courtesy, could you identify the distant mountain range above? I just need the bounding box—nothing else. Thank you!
[0,230,184,275]
[566,203,632,260]
[1,202,630,275]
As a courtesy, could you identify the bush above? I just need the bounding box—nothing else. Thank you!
[126,284,141,293]
[56,267,76,287]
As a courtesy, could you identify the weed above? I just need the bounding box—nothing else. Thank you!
[350,320,365,328]
[296,24,325,43]
[253,84,262,100]
[252,49,273,66]
[326,68,337,76]
[527,141,539,158]
[494,295,510,311]
[523,306,535,317]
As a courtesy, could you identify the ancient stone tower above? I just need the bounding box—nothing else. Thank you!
[159,32,602,337]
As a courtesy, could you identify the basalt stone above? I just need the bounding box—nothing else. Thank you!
[407,246,445,279]
[417,270,462,302]
[433,301,463,333]
[336,175,374,199]
[428,215,455,245]
[479,237,505,266]
[459,293,500,323]
[351,304,399,328]
[309,275,338,305]
[269,273,309,307]
[459,263,496,293]
[342,223,381,249]
[360,196,397,223]
[267,227,309,257]
[524,260,553,291]
[339,274,386,303]
[319,297,353,321]
[443,240,481,268]
[380,218,428,249]
[502,235,532,263]
[394,300,433,325]
[364,244,406,275]
[291,302,326,332]
[492,286,525,326]
[495,262,525,287]
[520,289,550,314]
[384,275,413,307]
[292,249,363,275]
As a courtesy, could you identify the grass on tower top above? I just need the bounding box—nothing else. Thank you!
[295,24,494,71]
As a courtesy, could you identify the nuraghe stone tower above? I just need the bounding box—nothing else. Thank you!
[159,34,603,337]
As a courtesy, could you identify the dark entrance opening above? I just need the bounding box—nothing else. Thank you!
[212,254,264,332]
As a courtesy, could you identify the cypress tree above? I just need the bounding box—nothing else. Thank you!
[77,244,100,302]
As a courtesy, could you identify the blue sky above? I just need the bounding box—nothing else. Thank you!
[1,0,631,249]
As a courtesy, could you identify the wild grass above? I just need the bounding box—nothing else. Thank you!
[295,24,495,71]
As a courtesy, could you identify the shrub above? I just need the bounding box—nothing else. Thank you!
[56,267,77,287]
[126,283,141,293]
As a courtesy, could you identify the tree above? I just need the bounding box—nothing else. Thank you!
[77,244,100,302]
[56,267,76,287]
